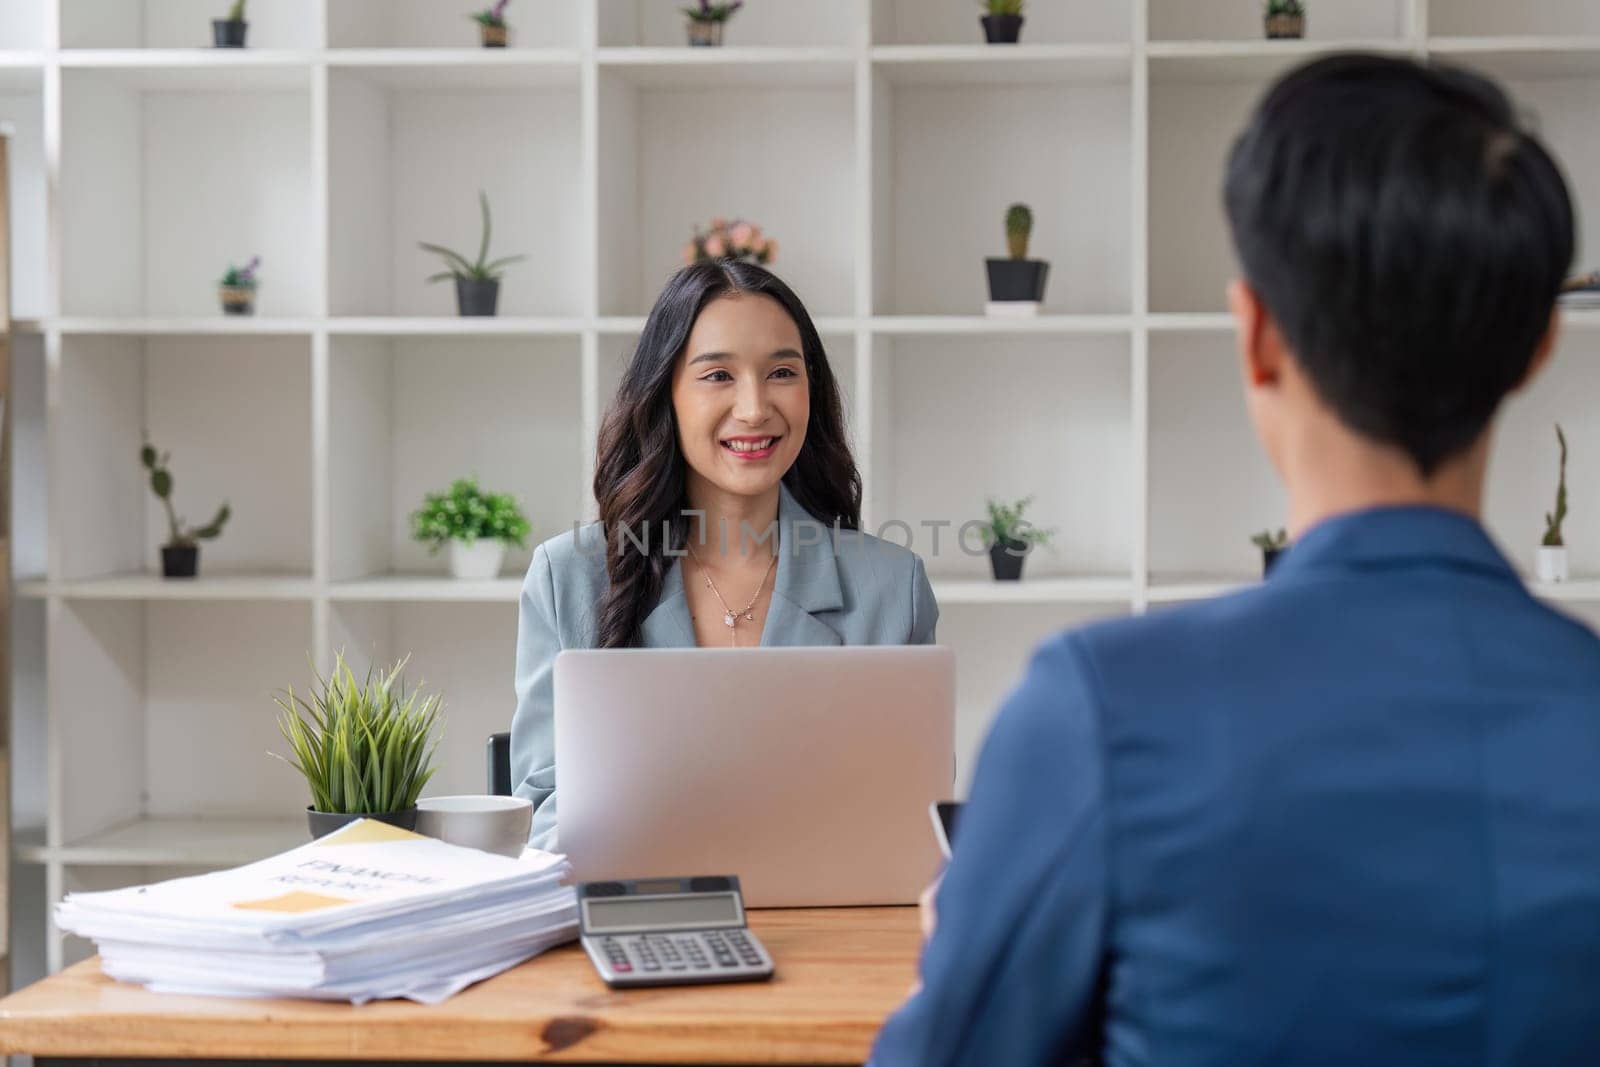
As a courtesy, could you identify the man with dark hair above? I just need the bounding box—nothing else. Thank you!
[870,54,1600,1065]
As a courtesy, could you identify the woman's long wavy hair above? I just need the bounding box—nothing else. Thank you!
[592,261,861,648]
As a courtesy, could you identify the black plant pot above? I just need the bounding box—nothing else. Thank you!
[989,538,1028,581]
[212,19,248,47]
[455,276,500,317]
[161,544,198,578]
[986,258,1050,303]
[307,806,419,840]
[1261,547,1283,577]
[981,14,1024,44]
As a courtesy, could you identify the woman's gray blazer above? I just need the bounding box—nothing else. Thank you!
[511,482,939,849]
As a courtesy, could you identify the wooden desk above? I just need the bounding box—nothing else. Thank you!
[0,907,920,1066]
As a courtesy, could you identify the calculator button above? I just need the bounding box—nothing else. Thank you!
[613,961,633,973]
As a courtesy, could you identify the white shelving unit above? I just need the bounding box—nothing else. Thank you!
[7,0,1600,976]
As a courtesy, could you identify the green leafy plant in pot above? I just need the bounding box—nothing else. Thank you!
[1251,528,1289,577]
[141,435,231,578]
[420,190,526,317]
[979,495,1053,581]
[213,0,248,48]
[219,255,259,315]
[684,0,743,47]
[1264,0,1305,39]
[985,203,1050,314]
[470,0,510,47]
[411,477,532,579]
[1538,423,1568,583]
[272,651,443,840]
[979,0,1025,44]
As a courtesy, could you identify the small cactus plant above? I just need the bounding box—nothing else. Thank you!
[1005,203,1033,260]
[1543,423,1568,547]
[226,0,246,20]
[141,435,231,549]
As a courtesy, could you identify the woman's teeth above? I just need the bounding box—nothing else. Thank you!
[725,437,775,453]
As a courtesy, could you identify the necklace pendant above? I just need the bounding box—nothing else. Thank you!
[744,610,755,621]
[724,612,736,628]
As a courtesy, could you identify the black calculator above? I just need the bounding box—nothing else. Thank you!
[577,875,775,988]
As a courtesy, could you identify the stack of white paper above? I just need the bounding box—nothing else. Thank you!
[55,819,578,1004]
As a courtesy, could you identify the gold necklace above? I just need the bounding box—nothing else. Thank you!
[686,542,777,647]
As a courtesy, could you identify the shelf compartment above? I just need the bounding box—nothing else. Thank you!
[328,0,583,50]
[60,66,314,318]
[600,0,859,48]
[60,0,320,50]
[870,0,1131,46]
[1486,330,1600,580]
[328,335,584,583]
[596,66,856,318]
[1149,0,1411,44]
[1148,332,1285,579]
[329,63,582,319]
[1426,1,1600,40]
[52,599,317,853]
[57,335,313,582]
[871,334,1134,582]
[871,67,1132,317]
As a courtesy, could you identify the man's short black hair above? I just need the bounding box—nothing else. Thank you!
[1224,53,1574,476]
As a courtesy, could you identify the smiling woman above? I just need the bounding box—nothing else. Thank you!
[508,261,940,850]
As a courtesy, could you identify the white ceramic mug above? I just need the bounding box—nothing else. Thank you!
[414,795,532,859]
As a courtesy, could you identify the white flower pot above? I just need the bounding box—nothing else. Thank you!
[449,539,506,580]
[1537,545,1568,584]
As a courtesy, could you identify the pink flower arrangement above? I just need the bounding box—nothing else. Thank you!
[684,217,777,266]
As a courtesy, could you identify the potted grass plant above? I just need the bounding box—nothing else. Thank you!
[978,495,1053,581]
[420,191,526,317]
[986,203,1050,315]
[470,0,510,47]
[683,217,778,266]
[1251,528,1289,577]
[141,435,230,578]
[213,0,247,47]
[219,256,259,315]
[411,477,532,579]
[273,651,444,840]
[684,0,743,46]
[1539,423,1568,583]
[1264,0,1305,39]
[979,0,1025,44]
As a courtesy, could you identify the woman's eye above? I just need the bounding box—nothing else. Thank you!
[771,367,799,379]
[701,369,733,382]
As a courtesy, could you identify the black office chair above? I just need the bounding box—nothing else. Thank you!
[487,732,512,796]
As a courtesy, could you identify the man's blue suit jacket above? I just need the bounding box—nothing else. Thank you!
[872,507,1600,1065]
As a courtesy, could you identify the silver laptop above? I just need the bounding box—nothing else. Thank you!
[554,646,955,908]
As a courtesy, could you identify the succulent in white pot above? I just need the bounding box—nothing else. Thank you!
[411,477,531,580]
[1538,424,1569,583]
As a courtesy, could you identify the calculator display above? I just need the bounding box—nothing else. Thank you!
[583,892,743,933]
